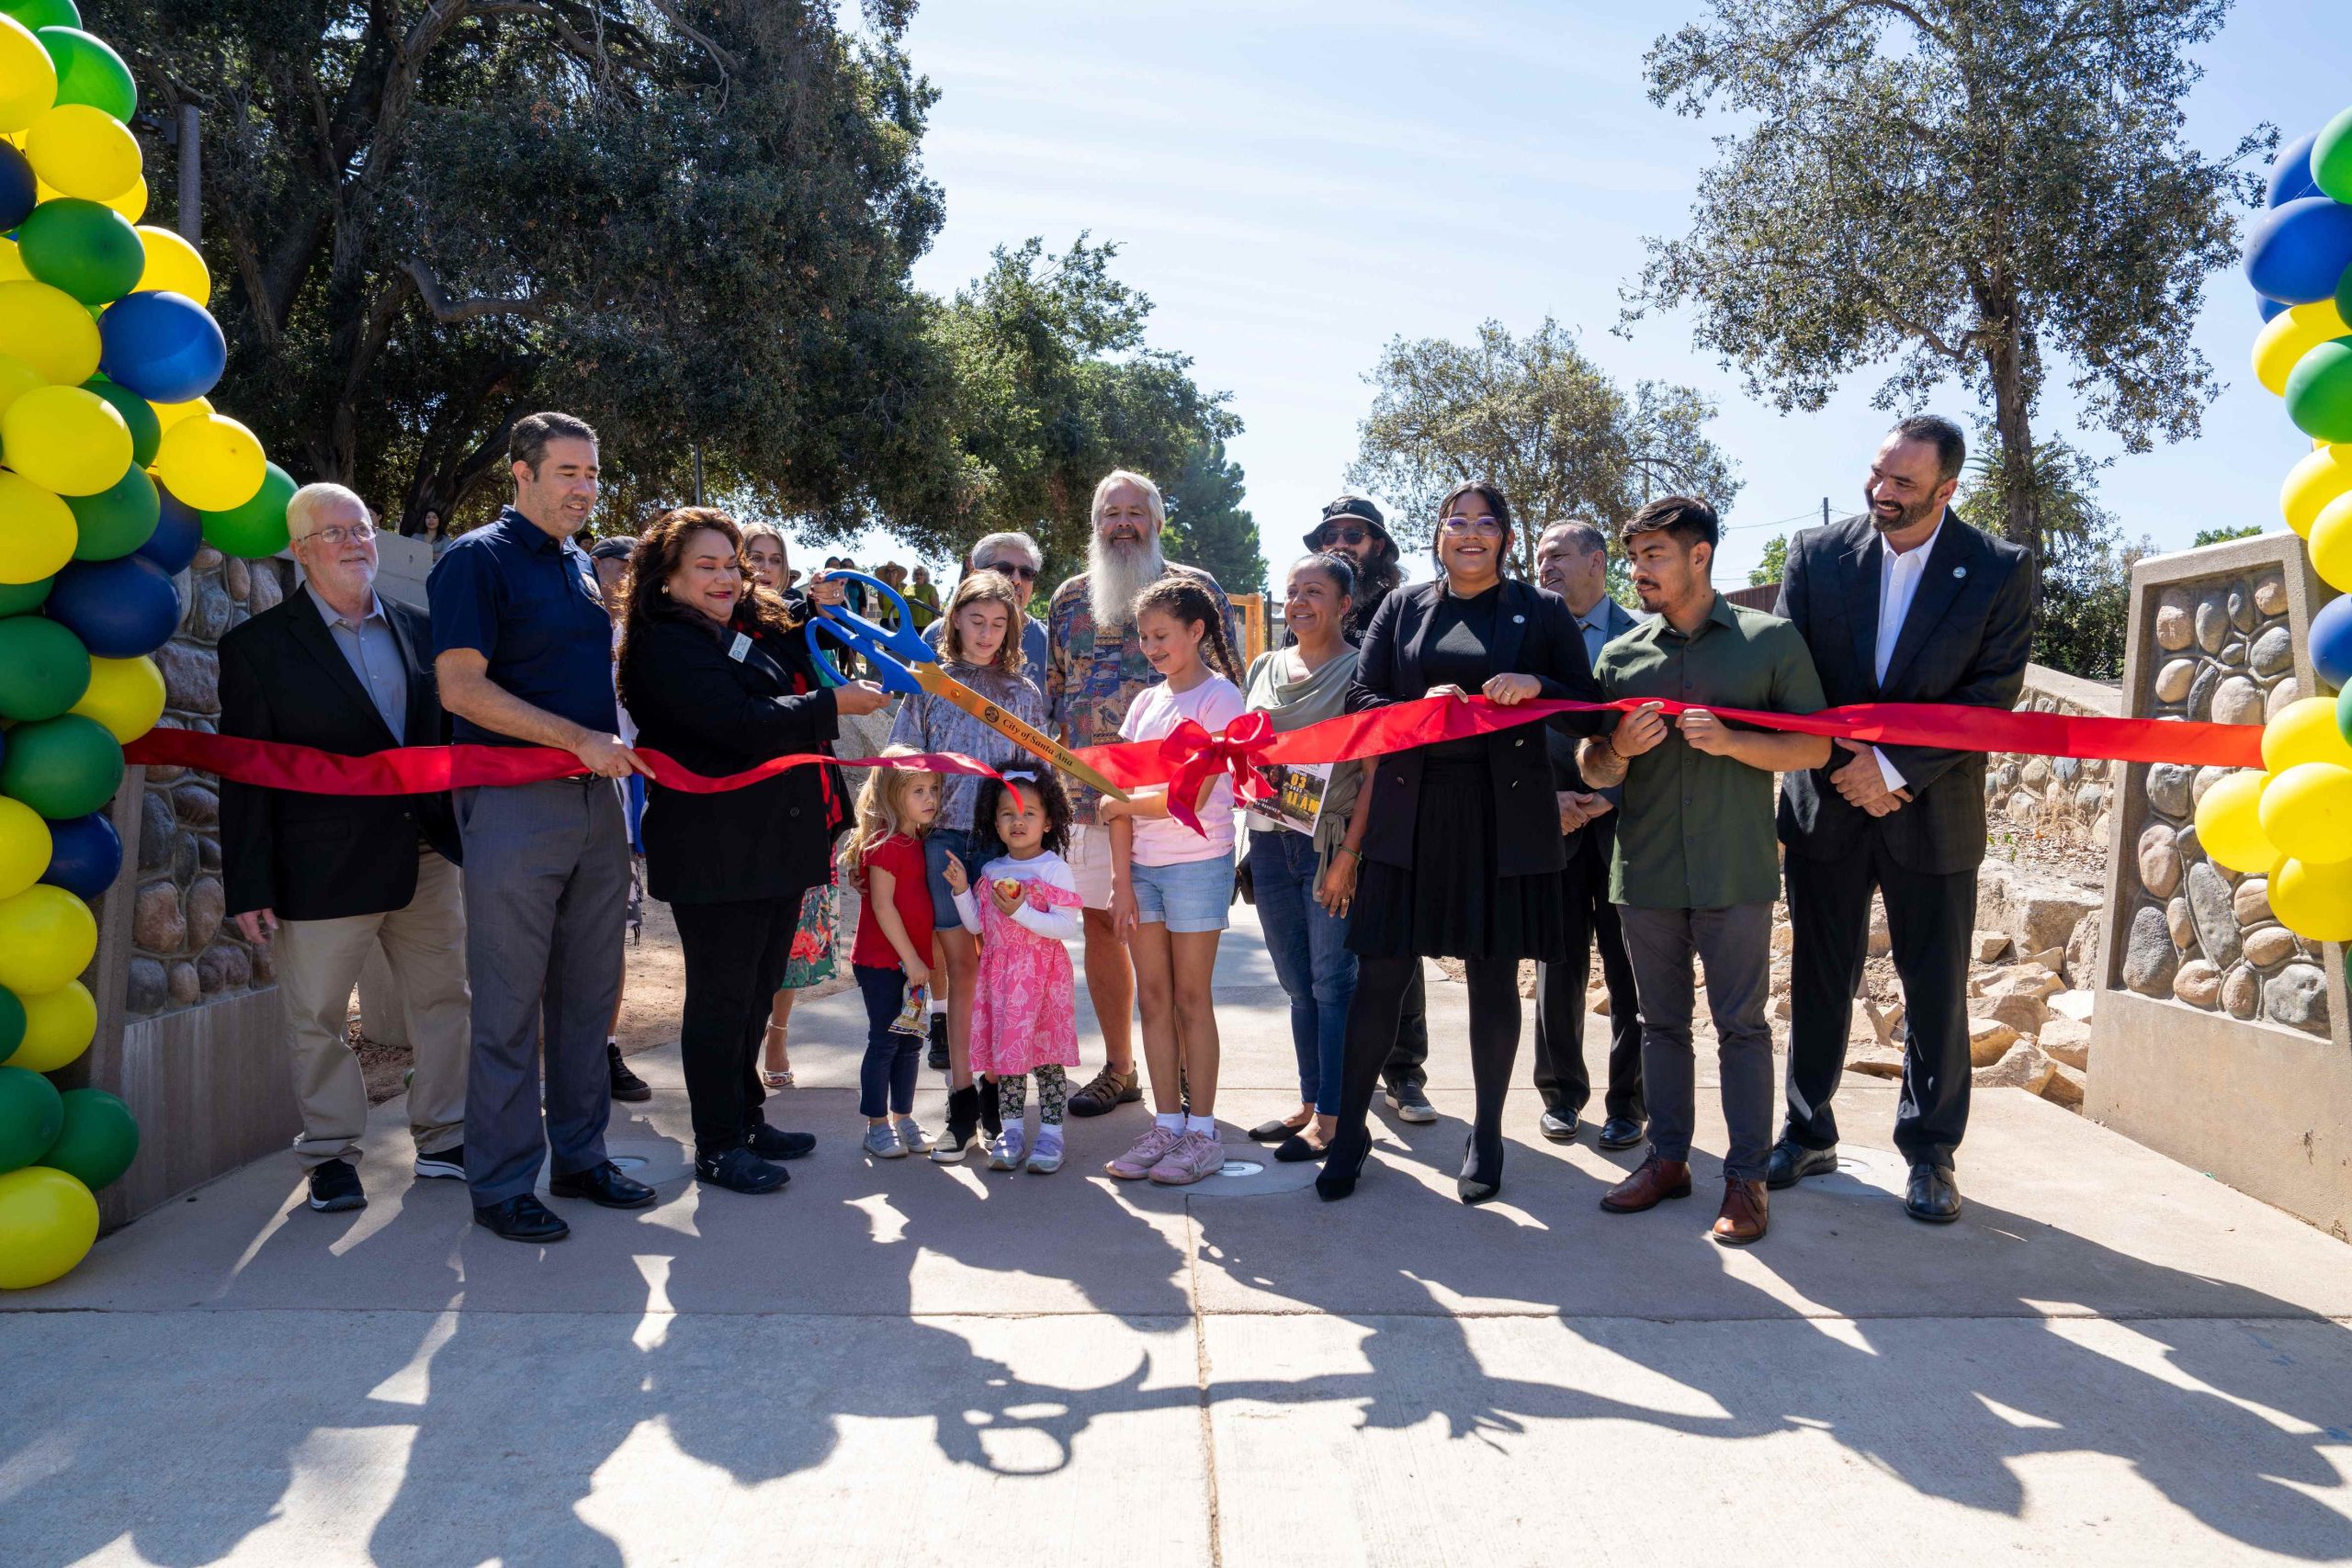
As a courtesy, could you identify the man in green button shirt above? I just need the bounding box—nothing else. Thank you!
[1577,495,1829,1246]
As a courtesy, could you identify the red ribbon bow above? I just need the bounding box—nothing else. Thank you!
[1157,710,1278,835]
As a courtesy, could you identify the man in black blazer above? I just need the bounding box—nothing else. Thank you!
[221,483,469,1216]
[1529,521,1646,1150]
[1771,417,2034,1224]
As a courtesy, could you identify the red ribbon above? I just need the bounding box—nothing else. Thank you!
[1155,710,1279,833]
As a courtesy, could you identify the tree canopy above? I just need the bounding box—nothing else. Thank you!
[1348,318,1738,579]
[1161,436,1263,597]
[1623,0,2267,563]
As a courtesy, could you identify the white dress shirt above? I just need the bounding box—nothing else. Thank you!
[1869,520,1942,792]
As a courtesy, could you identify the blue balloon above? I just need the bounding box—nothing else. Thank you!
[39,810,119,897]
[0,141,32,233]
[2312,592,2352,692]
[2272,129,2324,208]
[136,481,201,574]
[45,554,179,658]
[96,290,227,403]
[2245,197,2352,304]
[2263,293,2290,322]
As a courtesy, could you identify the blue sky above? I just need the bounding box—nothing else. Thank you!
[833,0,2345,587]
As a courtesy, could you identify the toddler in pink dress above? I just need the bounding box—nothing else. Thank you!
[945,772,1082,1173]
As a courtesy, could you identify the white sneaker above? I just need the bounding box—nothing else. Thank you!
[986,1127,1028,1171]
[863,1122,906,1159]
[895,1116,933,1155]
[1028,1130,1064,1175]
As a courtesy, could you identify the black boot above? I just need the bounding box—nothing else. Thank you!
[978,1075,1002,1139]
[934,1084,980,1165]
[607,1041,650,1103]
[927,1010,949,1071]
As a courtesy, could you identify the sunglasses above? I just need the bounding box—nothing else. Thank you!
[977,560,1039,581]
[1317,526,1371,547]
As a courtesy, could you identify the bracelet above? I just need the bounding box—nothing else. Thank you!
[1338,846,1363,864]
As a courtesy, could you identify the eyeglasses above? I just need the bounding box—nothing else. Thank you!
[298,521,377,547]
[977,560,1038,581]
[1317,527,1370,547]
[1439,517,1505,537]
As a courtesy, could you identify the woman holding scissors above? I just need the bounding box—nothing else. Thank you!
[887,569,1048,1163]
[618,508,890,1194]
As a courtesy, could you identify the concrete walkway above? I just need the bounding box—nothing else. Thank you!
[6,906,2352,1565]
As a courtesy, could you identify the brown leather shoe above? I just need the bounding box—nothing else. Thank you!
[1600,1156,1692,1213]
[1712,1179,1769,1246]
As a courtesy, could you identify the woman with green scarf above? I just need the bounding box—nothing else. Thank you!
[1240,553,1374,1163]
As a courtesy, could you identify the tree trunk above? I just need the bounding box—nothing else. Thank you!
[1984,312,2041,564]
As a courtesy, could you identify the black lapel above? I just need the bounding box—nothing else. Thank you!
[1846,528,1882,697]
[1396,582,1438,695]
[285,586,399,749]
[1489,580,1531,677]
[1880,515,1973,695]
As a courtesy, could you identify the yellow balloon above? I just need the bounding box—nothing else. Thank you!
[0,277,97,386]
[153,412,265,511]
[131,225,209,304]
[2311,492,2352,593]
[0,466,75,582]
[0,350,42,422]
[2270,855,2352,943]
[0,1165,98,1290]
[2281,446,2352,537]
[2263,696,2352,773]
[2256,300,2352,396]
[9,978,94,1074]
[2260,761,2352,866]
[33,174,141,220]
[147,394,210,434]
[25,103,140,203]
[2196,769,2281,874]
[0,13,55,134]
[1,383,130,496]
[0,795,48,900]
[69,654,164,743]
[0,885,96,994]
[0,236,26,285]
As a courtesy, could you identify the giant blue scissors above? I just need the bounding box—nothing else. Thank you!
[805,570,1129,801]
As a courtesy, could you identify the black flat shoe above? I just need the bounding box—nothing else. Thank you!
[1766,1138,1840,1190]
[1249,1115,1311,1142]
[1316,1130,1370,1201]
[474,1193,568,1242]
[1457,1134,1503,1206]
[607,1043,650,1103]
[1905,1161,1962,1224]
[1597,1116,1645,1151]
[1273,1133,1328,1164]
[745,1122,817,1160]
[548,1160,657,1209]
[696,1147,790,1194]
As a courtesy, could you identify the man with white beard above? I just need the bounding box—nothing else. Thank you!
[1046,468,1241,1117]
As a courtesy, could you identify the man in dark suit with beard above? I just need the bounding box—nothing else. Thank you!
[1770,416,2034,1224]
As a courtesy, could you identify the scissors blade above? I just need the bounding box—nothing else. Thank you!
[911,664,1132,802]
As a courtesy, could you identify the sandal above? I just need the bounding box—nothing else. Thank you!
[761,1023,795,1089]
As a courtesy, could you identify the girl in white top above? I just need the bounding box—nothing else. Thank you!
[1097,575,1250,1187]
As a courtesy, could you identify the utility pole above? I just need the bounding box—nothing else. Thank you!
[1822,497,1830,529]
[175,105,199,242]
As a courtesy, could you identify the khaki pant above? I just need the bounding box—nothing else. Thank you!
[274,851,470,1168]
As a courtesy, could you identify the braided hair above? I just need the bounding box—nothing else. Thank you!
[1132,573,1243,684]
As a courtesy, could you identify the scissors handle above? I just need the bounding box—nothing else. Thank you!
[803,570,932,694]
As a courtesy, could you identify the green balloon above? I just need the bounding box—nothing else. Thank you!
[0,713,121,818]
[2317,107,2352,208]
[0,579,53,617]
[17,197,143,306]
[65,462,157,560]
[35,26,133,122]
[0,2,80,33]
[199,461,296,558]
[40,1088,137,1190]
[0,613,89,720]
[83,377,160,468]
[0,1066,62,1176]
[0,986,21,1067]
[2287,338,2352,445]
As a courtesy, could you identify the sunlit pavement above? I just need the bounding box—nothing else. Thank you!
[6,905,2352,1565]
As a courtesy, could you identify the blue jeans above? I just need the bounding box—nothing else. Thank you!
[855,964,922,1118]
[1248,828,1356,1114]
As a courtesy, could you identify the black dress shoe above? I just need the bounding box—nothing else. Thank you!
[927,1011,950,1071]
[1538,1109,1580,1143]
[745,1122,817,1160]
[1597,1117,1645,1151]
[1905,1162,1962,1224]
[474,1193,569,1242]
[696,1146,790,1194]
[1765,1138,1839,1190]
[307,1158,366,1213]
[607,1043,651,1103]
[548,1160,657,1209]
[1316,1128,1371,1201]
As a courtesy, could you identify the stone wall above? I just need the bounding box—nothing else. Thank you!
[123,547,287,1021]
[1983,666,2122,854]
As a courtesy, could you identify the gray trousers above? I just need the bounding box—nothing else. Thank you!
[458,777,629,1204]
[1618,901,1775,1183]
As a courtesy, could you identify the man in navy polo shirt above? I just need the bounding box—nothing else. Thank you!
[430,411,657,1243]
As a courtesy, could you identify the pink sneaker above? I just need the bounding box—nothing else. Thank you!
[1107,1125,1183,1180]
[1148,1130,1227,1186]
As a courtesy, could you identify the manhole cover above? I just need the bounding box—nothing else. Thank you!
[1217,1160,1265,1178]
[609,1155,650,1171]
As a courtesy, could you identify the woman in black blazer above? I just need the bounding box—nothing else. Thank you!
[616,508,890,1193]
[1317,480,1602,1205]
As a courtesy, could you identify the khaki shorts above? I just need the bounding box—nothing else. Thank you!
[1068,823,1116,910]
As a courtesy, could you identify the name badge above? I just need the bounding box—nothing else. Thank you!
[729,633,752,662]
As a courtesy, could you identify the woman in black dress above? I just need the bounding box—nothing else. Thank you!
[617,508,889,1192]
[1317,480,1602,1205]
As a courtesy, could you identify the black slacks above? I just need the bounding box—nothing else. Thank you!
[1378,964,1430,1090]
[1781,838,1976,1170]
[671,894,802,1156]
[1330,953,1522,1180]
[1531,819,1644,1122]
